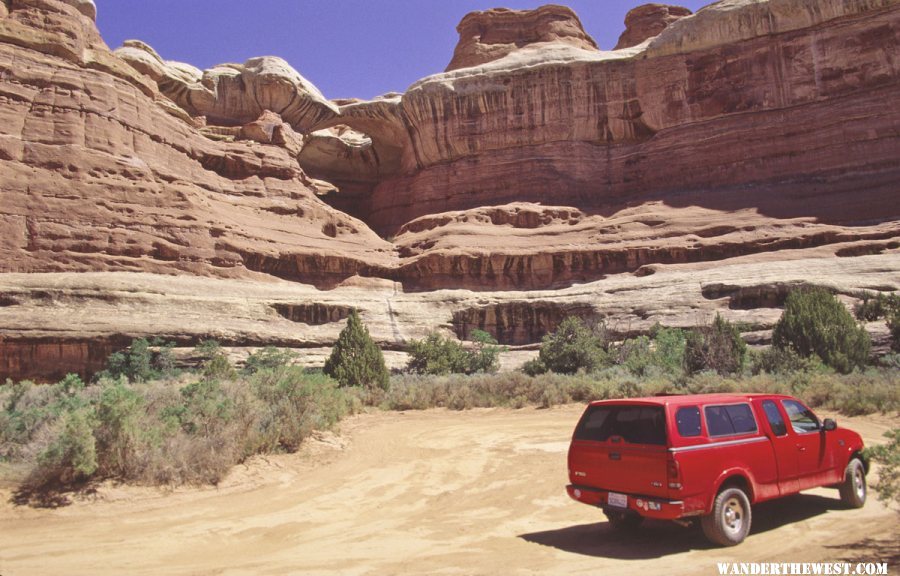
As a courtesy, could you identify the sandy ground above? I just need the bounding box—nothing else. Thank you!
[1,406,898,576]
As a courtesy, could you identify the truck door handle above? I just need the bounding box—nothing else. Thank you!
[797,445,806,452]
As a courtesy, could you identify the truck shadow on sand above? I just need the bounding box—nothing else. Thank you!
[519,493,842,559]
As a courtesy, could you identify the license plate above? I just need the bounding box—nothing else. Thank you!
[608,492,627,508]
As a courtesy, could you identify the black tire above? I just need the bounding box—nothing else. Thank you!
[605,510,643,531]
[701,487,752,546]
[838,458,866,509]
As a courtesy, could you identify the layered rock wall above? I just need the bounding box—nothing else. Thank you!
[0,0,393,288]
[362,0,900,233]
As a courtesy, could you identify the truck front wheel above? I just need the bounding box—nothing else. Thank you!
[701,487,752,546]
[838,458,866,509]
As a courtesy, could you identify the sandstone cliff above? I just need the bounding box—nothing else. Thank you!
[0,0,393,289]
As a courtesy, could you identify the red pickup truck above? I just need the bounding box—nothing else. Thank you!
[566,393,867,546]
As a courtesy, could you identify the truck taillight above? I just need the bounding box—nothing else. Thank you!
[667,456,682,490]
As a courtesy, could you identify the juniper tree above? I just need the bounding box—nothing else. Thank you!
[324,309,389,390]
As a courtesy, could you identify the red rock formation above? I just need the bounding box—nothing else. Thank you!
[445,5,599,71]
[355,0,900,235]
[615,4,692,49]
[0,0,393,289]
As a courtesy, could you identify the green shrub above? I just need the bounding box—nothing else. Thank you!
[406,333,470,375]
[95,379,144,477]
[251,368,349,451]
[194,340,237,381]
[854,292,900,322]
[243,347,297,375]
[172,379,235,436]
[324,309,389,390]
[406,329,501,375]
[522,357,548,377]
[750,346,827,375]
[28,408,97,488]
[100,338,176,383]
[532,316,609,375]
[651,326,688,376]
[866,428,900,509]
[889,310,900,353]
[684,314,747,375]
[773,287,871,373]
[467,329,502,374]
[618,336,653,377]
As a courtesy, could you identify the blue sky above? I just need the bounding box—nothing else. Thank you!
[96,1,710,100]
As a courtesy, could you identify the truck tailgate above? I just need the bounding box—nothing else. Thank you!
[569,440,669,498]
[568,403,670,499]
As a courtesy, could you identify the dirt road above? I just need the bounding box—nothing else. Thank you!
[1,406,897,575]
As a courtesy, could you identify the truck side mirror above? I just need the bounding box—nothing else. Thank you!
[823,418,837,431]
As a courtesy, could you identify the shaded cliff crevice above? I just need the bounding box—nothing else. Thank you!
[452,301,597,345]
[272,303,352,325]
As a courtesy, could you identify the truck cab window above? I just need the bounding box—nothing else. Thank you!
[782,399,820,433]
[704,404,758,436]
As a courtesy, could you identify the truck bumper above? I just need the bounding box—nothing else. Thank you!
[566,484,685,520]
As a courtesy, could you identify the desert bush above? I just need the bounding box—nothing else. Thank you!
[467,329,503,374]
[324,309,389,390]
[243,347,297,375]
[889,311,900,353]
[617,336,653,377]
[853,292,900,322]
[94,378,145,477]
[651,326,688,376]
[773,287,870,373]
[251,368,350,452]
[406,329,501,375]
[866,428,900,509]
[27,408,97,488]
[528,316,609,375]
[684,314,747,375]
[193,340,237,381]
[3,361,357,491]
[750,346,827,375]
[100,338,176,383]
[405,333,470,375]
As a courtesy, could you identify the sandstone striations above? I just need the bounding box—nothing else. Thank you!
[445,5,599,71]
[0,0,898,381]
[615,4,692,49]
[0,0,392,290]
[355,0,900,235]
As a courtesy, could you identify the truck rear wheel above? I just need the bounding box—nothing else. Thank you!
[701,487,751,546]
[605,510,643,531]
[838,458,866,508]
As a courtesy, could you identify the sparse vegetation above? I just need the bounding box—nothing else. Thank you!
[866,428,900,510]
[1,346,355,494]
[2,285,898,496]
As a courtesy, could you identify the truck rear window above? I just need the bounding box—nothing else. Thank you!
[574,405,666,445]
